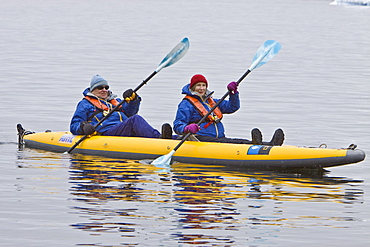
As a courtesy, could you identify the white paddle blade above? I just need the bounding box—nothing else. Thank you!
[249,40,281,71]
[156,37,190,72]
[151,150,175,167]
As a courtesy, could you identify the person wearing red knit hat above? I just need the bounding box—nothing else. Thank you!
[173,74,284,146]
[189,74,208,89]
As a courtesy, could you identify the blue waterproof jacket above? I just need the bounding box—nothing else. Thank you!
[173,84,240,138]
[70,88,141,135]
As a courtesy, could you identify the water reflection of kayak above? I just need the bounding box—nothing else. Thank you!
[18,126,365,170]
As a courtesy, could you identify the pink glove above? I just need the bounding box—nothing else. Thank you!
[227,81,238,94]
[184,123,200,134]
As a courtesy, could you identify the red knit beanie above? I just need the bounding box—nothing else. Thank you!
[190,74,208,89]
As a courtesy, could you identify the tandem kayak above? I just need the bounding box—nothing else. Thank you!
[18,125,366,170]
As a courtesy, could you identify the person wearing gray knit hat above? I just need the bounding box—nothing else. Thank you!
[90,74,109,91]
[69,74,174,140]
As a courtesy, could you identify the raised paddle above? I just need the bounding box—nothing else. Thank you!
[151,40,282,167]
[64,37,190,154]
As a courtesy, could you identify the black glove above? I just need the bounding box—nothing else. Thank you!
[80,122,95,135]
[122,89,137,102]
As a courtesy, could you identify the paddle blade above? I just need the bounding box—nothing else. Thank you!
[249,40,281,71]
[156,37,190,72]
[151,150,175,167]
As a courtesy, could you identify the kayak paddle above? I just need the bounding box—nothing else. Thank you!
[151,40,281,167]
[65,37,190,154]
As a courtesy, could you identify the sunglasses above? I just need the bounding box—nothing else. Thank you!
[96,85,109,90]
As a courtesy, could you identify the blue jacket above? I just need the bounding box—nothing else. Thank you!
[70,88,141,135]
[173,84,240,138]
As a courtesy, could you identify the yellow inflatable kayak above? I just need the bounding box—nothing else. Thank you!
[19,128,366,170]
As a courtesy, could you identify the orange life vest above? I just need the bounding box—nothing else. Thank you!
[184,95,223,124]
[84,96,122,111]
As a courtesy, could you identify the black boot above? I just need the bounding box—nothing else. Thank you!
[269,128,284,146]
[251,128,263,145]
[161,123,173,139]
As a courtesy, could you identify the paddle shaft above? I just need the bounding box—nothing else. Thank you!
[133,71,157,92]
[95,71,157,127]
[171,69,251,153]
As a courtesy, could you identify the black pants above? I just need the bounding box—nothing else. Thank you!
[193,135,254,144]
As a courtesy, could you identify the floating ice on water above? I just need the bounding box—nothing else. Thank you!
[330,0,370,6]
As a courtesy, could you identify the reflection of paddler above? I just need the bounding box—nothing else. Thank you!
[173,174,224,205]
[172,171,242,242]
[69,160,143,201]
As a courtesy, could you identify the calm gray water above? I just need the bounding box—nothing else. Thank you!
[1,0,369,246]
